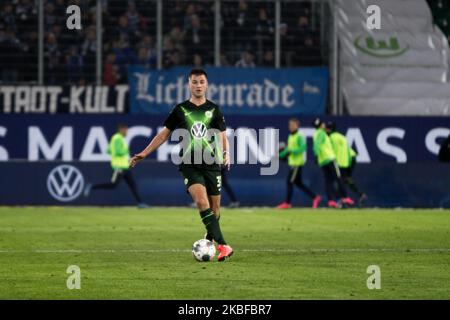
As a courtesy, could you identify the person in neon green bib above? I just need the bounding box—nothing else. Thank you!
[326,121,367,206]
[312,118,354,208]
[84,123,148,208]
[277,118,321,209]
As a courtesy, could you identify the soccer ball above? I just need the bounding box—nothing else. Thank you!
[192,239,216,262]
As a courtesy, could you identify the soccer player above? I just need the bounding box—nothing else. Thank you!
[189,167,239,208]
[277,118,322,209]
[129,68,234,262]
[327,121,367,206]
[312,118,354,208]
[84,123,149,208]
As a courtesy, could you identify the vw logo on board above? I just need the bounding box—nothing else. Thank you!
[47,165,85,202]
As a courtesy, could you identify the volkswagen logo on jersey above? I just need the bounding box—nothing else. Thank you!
[191,121,207,139]
[47,165,85,202]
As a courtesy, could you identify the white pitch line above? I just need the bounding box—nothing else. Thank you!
[0,248,449,253]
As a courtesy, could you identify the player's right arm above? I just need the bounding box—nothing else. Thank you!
[129,127,172,168]
[130,105,180,168]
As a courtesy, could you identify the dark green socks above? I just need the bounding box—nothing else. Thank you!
[205,214,220,242]
[200,208,226,245]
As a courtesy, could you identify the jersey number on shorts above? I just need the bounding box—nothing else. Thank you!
[216,176,222,191]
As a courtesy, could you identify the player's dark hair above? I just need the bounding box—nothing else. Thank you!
[188,68,208,79]
[289,118,300,125]
[327,121,336,132]
[117,123,128,130]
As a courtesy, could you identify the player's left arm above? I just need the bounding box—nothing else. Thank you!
[215,107,230,170]
[279,146,289,158]
[221,130,230,170]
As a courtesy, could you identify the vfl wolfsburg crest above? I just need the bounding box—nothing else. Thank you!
[205,110,213,118]
[191,121,207,139]
[354,36,409,58]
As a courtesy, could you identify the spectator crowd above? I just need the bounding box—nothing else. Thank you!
[0,0,324,85]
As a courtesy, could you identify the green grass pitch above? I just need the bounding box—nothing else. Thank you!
[0,207,449,299]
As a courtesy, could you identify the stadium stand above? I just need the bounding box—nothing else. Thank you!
[0,0,327,85]
[0,0,38,83]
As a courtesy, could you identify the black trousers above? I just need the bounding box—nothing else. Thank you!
[92,169,142,203]
[340,160,364,197]
[321,161,347,202]
[286,166,316,203]
[340,159,355,179]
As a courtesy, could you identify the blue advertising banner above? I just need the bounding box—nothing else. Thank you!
[128,66,328,115]
[0,161,449,208]
[0,115,449,163]
[0,115,449,207]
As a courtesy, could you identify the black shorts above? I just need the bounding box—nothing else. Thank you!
[340,160,356,179]
[179,165,222,196]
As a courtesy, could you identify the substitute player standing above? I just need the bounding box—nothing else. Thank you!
[84,123,148,208]
[129,69,233,262]
[277,118,322,209]
[327,121,367,206]
[312,118,354,208]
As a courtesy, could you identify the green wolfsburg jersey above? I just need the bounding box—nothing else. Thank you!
[163,99,226,171]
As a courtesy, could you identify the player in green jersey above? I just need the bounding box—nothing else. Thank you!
[84,123,148,208]
[312,118,354,208]
[277,118,322,209]
[327,121,367,206]
[130,69,233,261]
